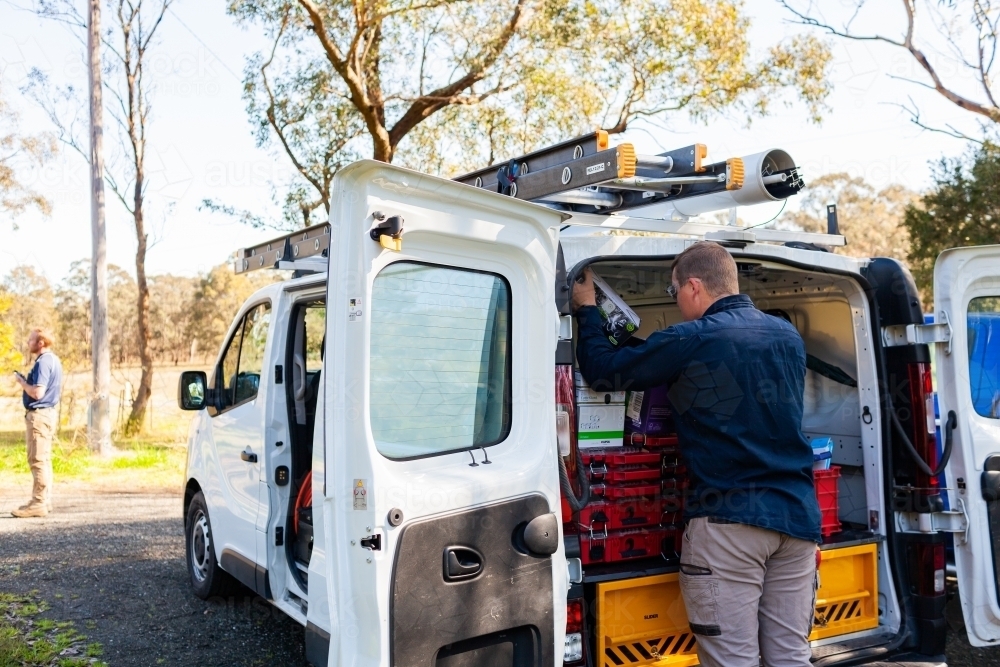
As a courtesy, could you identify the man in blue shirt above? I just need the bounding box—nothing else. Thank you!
[574,242,820,667]
[12,328,63,518]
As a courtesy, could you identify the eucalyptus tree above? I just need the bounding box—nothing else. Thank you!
[226,0,833,225]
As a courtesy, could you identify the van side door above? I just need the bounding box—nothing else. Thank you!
[206,300,273,586]
[934,245,1000,646]
[318,160,568,667]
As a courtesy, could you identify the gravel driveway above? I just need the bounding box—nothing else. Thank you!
[0,481,306,666]
[2,480,1000,666]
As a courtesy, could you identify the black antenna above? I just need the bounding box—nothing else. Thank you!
[480,447,492,464]
[468,451,479,467]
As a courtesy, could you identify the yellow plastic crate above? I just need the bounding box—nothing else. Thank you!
[593,542,880,666]
[811,543,879,640]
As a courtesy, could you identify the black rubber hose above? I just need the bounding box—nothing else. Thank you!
[890,406,957,479]
[559,447,591,513]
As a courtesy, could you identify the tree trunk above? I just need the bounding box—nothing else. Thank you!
[126,170,152,435]
[87,0,112,456]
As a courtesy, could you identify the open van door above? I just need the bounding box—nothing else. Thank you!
[316,160,568,666]
[935,245,1000,647]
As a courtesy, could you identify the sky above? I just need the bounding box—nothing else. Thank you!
[0,0,987,283]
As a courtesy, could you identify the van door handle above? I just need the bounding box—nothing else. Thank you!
[241,449,258,463]
[444,547,483,581]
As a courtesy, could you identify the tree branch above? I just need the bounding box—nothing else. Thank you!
[387,0,529,149]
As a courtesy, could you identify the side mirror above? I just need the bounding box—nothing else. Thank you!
[178,371,208,410]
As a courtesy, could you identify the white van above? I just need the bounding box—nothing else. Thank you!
[178,136,1000,667]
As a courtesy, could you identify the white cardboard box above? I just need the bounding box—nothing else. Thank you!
[577,403,626,448]
[574,369,627,404]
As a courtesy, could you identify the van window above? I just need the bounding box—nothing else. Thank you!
[968,297,1000,419]
[213,302,272,412]
[235,303,271,404]
[369,262,511,459]
[217,318,244,408]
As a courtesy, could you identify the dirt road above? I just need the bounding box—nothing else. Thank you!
[1,479,998,666]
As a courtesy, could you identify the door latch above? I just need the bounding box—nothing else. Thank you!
[360,534,382,551]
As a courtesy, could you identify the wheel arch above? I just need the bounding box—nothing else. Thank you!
[184,477,202,524]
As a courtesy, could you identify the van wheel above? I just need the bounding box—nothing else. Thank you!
[185,491,239,599]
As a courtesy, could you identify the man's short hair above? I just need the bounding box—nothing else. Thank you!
[672,241,739,298]
[32,328,55,348]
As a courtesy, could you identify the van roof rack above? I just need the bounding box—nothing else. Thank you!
[234,223,330,275]
[233,133,845,274]
[455,130,845,247]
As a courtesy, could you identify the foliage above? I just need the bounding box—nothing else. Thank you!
[0,261,273,373]
[0,592,107,667]
[225,0,832,225]
[904,143,1000,298]
[0,82,54,224]
[187,265,283,359]
[778,173,917,261]
[0,295,21,375]
[780,0,1000,141]
[0,266,56,365]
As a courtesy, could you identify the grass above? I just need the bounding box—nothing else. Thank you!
[0,430,187,492]
[0,592,107,667]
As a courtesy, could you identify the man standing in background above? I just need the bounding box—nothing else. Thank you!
[11,328,63,518]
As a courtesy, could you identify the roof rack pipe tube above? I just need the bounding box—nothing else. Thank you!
[609,174,725,190]
[669,149,799,217]
[635,155,674,172]
[539,189,623,208]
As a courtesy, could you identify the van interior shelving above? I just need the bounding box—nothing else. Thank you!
[566,256,901,654]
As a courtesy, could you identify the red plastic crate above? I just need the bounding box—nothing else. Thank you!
[814,466,842,537]
[626,433,679,449]
[582,447,663,468]
[578,498,682,531]
[604,465,663,483]
[592,481,662,499]
[580,526,681,565]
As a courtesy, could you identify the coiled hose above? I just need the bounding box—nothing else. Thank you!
[559,446,591,513]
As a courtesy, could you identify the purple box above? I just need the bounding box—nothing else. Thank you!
[624,385,675,436]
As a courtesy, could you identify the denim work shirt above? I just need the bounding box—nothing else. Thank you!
[576,294,822,543]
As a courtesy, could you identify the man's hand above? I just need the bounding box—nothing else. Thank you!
[571,268,597,312]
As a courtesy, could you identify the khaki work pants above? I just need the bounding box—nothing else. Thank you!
[679,517,817,667]
[25,408,56,509]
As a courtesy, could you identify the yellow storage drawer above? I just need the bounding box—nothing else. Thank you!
[596,572,699,667]
[811,543,879,640]
[593,542,880,666]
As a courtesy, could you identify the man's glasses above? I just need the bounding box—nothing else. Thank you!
[666,283,679,298]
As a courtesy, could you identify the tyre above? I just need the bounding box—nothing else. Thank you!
[185,491,239,599]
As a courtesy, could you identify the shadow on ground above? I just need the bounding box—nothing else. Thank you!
[0,490,305,666]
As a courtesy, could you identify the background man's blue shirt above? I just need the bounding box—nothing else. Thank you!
[576,294,822,543]
[23,351,63,410]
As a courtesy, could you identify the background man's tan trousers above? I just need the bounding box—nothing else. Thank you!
[679,517,817,667]
[25,408,56,510]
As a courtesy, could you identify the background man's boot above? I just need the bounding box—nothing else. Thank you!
[12,504,47,518]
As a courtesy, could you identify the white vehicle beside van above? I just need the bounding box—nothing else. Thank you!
[178,132,1000,666]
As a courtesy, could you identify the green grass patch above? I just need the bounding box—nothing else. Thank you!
[0,592,107,667]
[0,430,186,487]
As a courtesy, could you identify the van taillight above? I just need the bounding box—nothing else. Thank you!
[916,542,946,597]
[564,598,585,664]
[908,363,938,494]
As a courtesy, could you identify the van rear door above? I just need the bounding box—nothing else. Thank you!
[934,245,1000,646]
[320,160,568,666]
